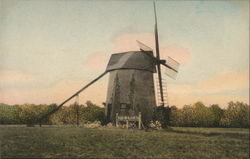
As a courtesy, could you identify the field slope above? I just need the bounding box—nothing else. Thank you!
[0,126,249,158]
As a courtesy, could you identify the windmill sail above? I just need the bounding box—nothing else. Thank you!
[136,40,153,52]
[166,57,180,72]
[164,57,180,79]
[164,67,178,79]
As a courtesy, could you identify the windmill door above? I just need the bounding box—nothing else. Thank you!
[106,103,112,122]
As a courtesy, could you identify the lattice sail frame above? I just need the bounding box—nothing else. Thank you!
[164,56,180,79]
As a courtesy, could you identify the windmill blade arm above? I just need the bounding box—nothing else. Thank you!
[38,71,108,124]
[160,62,178,73]
[153,1,160,60]
[162,57,180,79]
[139,49,178,73]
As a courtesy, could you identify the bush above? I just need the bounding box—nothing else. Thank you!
[84,121,102,128]
[152,106,171,128]
[149,120,162,130]
[82,101,106,124]
[105,122,114,128]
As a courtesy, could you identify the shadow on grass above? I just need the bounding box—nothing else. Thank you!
[163,128,249,139]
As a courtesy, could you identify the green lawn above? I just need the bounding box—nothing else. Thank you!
[0,126,249,158]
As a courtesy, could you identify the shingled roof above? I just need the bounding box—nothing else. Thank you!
[106,51,156,73]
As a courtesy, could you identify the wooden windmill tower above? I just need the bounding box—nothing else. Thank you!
[104,51,157,125]
[37,1,179,127]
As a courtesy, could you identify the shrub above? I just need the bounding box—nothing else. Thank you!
[105,122,114,128]
[149,120,162,130]
[152,106,171,128]
[84,121,102,128]
[82,101,106,124]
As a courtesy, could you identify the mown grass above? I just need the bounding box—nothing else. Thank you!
[0,126,249,158]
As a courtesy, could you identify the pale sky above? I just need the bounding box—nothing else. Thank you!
[0,0,249,108]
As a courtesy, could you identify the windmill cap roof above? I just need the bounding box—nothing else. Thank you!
[106,51,156,73]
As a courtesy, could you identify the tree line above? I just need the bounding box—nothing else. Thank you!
[154,101,249,128]
[0,101,105,125]
[0,101,249,128]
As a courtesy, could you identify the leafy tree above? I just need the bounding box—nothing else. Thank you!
[44,101,105,125]
[82,101,105,124]
[0,105,21,124]
[19,104,49,125]
[209,104,224,127]
[192,102,215,127]
[50,107,70,124]
[181,105,195,127]
[220,101,249,128]
[169,106,180,126]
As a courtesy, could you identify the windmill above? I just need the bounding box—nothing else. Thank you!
[37,1,180,126]
[104,1,180,125]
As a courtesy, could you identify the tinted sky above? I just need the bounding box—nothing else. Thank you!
[0,0,249,108]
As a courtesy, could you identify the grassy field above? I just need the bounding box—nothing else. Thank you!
[0,126,249,159]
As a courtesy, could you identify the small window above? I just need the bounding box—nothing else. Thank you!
[120,103,127,109]
[120,103,132,115]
